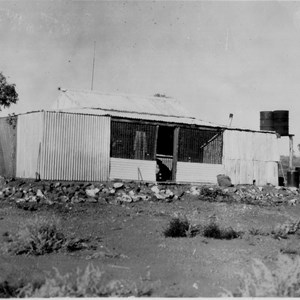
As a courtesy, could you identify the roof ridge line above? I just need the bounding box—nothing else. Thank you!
[61,88,177,101]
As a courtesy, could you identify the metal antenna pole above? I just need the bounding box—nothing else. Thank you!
[91,41,96,90]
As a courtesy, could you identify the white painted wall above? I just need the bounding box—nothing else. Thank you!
[110,158,156,181]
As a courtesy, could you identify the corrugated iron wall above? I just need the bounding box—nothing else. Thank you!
[110,158,156,181]
[0,117,17,177]
[223,130,279,185]
[16,112,44,178]
[40,112,110,181]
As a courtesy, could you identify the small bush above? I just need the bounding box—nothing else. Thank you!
[221,255,300,297]
[280,242,300,255]
[248,227,269,236]
[18,264,159,297]
[202,221,240,240]
[4,216,66,255]
[0,280,22,298]
[164,217,190,238]
[163,217,240,239]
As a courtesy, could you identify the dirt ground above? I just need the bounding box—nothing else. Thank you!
[0,180,300,297]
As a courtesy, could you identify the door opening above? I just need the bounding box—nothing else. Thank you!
[156,126,174,181]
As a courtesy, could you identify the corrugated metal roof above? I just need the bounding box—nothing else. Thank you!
[49,107,222,128]
[47,107,278,135]
[53,89,192,118]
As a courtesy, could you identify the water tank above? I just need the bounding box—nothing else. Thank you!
[260,111,274,131]
[273,110,289,136]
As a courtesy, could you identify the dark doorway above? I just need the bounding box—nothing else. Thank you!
[156,126,174,181]
[157,126,174,155]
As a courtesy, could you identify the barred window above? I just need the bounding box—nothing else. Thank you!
[111,121,156,160]
[178,127,223,164]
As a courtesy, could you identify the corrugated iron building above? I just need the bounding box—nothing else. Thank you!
[7,89,280,185]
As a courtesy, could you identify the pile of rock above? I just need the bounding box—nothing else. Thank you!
[196,184,300,206]
[0,180,185,208]
[0,177,299,208]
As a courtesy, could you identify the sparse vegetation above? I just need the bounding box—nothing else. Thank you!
[3,216,66,255]
[164,217,191,238]
[18,264,159,297]
[248,227,270,236]
[202,221,240,240]
[199,187,230,201]
[164,217,240,240]
[2,216,95,255]
[222,255,300,297]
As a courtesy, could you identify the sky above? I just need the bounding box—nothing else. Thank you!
[1,0,300,154]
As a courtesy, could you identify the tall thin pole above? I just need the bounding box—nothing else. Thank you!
[289,134,294,171]
[91,41,96,90]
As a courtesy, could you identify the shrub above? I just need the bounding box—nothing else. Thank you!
[221,255,300,297]
[202,221,240,240]
[4,216,66,255]
[163,217,240,239]
[18,264,159,297]
[248,227,269,236]
[163,217,190,238]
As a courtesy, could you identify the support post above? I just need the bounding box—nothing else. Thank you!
[172,127,179,182]
[289,134,294,171]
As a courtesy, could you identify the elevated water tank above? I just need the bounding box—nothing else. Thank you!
[260,111,274,131]
[273,110,289,136]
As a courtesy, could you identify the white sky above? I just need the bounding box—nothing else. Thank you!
[1,0,300,154]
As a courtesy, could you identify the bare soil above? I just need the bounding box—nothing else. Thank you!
[0,181,300,297]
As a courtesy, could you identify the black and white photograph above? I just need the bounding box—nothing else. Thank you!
[0,0,300,297]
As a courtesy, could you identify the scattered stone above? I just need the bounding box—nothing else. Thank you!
[102,188,110,194]
[128,190,135,197]
[154,193,166,200]
[36,189,45,199]
[113,182,124,189]
[190,186,200,196]
[59,196,69,203]
[16,198,26,203]
[85,187,100,198]
[217,174,233,187]
[54,182,61,188]
[87,197,98,203]
[151,186,160,194]
[28,196,37,203]
[117,193,132,203]
[288,199,298,206]
[165,189,174,198]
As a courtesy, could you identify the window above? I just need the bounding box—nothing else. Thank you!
[178,127,223,164]
[111,121,156,160]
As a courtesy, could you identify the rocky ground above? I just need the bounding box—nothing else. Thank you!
[0,178,300,296]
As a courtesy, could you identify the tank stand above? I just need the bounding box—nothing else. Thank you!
[289,134,294,171]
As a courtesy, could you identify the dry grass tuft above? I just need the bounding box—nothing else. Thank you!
[18,264,159,297]
[3,216,65,255]
[221,255,300,297]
